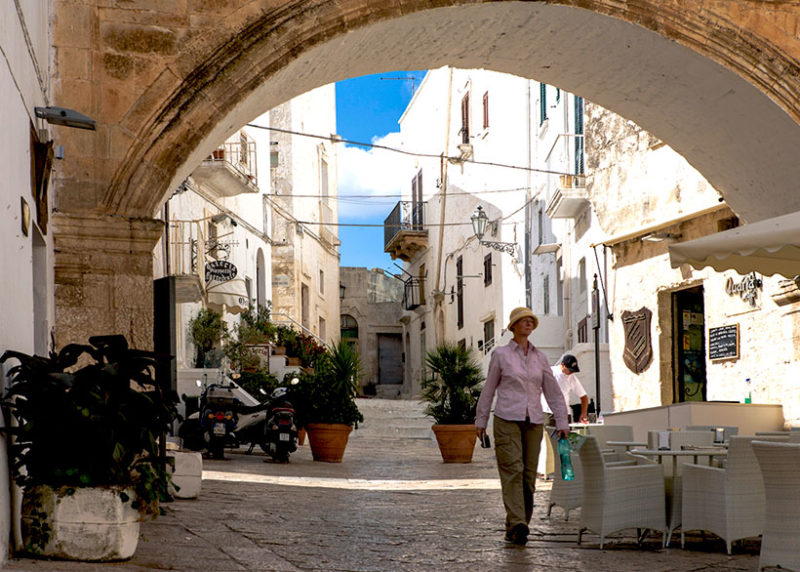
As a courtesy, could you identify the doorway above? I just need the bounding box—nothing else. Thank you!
[673,286,706,402]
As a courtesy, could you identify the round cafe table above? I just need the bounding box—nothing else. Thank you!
[627,447,728,547]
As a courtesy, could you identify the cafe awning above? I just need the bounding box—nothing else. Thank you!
[207,278,249,314]
[668,210,800,278]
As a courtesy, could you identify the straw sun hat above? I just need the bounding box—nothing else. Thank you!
[507,307,539,331]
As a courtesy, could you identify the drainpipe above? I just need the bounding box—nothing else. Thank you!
[433,67,453,345]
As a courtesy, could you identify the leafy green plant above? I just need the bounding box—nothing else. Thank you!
[0,335,178,520]
[237,369,278,402]
[187,308,227,368]
[421,343,485,425]
[299,340,364,427]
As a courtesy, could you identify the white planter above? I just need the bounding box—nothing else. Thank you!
[167,451,203,499]
[21,485,140,561]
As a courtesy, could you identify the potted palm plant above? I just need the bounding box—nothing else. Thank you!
[0,335,178,561]
[421,343,485,463]
[302,340,364,462]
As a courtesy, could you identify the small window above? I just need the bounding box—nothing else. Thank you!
[539,83,547,125]
[319,269,325,295]
[482,91,489,129]
[578,316,588,344]
[579,258,587,293]
[543,275,550,315]
[321,158,329,200]
[483,253,492,286]
[458,339,466,350]
[319,317,326,341]
[419,263,426,306]
[456,256,464,329]
[460,93,470,144]
[483,320,495,354]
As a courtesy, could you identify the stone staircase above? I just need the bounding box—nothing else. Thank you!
[352,398,435,440]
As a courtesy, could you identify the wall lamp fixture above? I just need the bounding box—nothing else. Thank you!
[471,205,518,255]
[34,106,96,131]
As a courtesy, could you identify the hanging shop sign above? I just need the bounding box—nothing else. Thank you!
[205,260,238,283]
[725,273,762,307]
[621,307,653,374]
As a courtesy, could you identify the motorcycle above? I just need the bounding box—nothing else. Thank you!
[179,377,299,463]
[259,386,299,463]
[179,381,237,459]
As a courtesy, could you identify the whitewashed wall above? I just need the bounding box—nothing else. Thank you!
[0,0,53,562]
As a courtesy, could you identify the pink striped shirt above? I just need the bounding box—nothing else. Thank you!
[475,339,569,431]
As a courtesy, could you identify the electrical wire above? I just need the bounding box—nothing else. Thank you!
[264,186,532,200]
[247,123,574,177]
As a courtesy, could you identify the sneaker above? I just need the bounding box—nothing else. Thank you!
[510,523,529,546]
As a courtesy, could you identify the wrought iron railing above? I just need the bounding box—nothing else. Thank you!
[384,201,426,249]
[206,140,258,187]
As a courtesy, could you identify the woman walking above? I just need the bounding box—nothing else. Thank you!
[475,307,569,546]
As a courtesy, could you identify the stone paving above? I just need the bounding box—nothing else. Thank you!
[6,399,762,571]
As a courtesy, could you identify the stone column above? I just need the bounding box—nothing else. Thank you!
[53,213,164,351]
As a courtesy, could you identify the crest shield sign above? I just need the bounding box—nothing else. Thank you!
[621,307,653,374]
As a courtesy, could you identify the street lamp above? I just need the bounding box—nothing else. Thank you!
[470,206,517,255]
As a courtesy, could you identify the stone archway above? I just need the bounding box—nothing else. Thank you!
[50,0,800,346]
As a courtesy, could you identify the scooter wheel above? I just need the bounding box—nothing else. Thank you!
[209,439,225,460]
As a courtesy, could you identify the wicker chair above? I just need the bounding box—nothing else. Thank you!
[681,436,771,554]
[686,425,738,443]
[752,440,800,572]
[587,424,635,462]
[547,432,583,521]
[577,435,666,548]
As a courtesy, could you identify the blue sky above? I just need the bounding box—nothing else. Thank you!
[336,71,427,271]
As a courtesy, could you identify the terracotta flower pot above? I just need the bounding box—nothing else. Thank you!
[306,423,352,462]
[432,424,477,463]
[297,427,306,446]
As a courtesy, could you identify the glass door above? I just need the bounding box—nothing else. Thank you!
[673,286,706,402]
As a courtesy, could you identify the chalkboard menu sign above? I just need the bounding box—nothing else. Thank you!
[709,324,739,361]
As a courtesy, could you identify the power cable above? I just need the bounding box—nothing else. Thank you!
[247,123,574,177]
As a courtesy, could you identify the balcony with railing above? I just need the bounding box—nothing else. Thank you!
[192,139,259,198]
[544,134,589,219]
[384,201,428,262]
[163,220,204,303]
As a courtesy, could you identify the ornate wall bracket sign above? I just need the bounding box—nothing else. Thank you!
[622,307,653,374]
[725,273,762,307]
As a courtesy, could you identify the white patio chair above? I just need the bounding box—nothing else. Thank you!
[752,440,800,572]
[686,425,738,443]
[681,436,774,554]
[587,424,634,462]
[547,433,638,521]
[547,432,583,521]
[577,435,666,548]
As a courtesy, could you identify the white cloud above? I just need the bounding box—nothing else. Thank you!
[336,132,414,221]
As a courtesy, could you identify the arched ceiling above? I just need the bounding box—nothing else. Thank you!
[52,1,800,223]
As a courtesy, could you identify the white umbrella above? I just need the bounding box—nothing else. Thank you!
[669,210,800,278]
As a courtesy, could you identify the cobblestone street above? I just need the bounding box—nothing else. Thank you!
[7,400,761,571]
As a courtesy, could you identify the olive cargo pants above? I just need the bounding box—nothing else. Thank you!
[493,415,544,532]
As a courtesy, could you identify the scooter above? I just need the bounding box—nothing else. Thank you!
[259,386,299,463]
[179,377,299,462]
[179,380,237,459]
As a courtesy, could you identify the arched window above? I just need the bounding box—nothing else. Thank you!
[340,314,358,340]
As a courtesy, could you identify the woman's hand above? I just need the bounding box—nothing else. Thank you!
[557,429,569,440]
[476,427,487,441]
